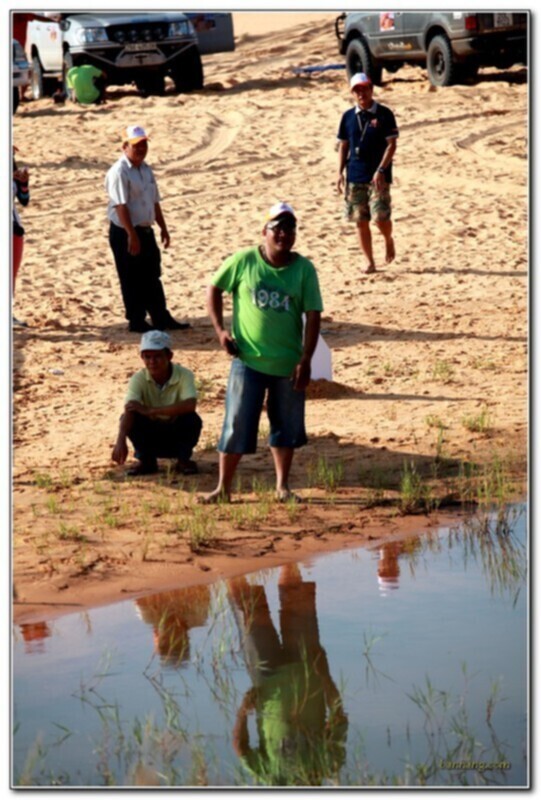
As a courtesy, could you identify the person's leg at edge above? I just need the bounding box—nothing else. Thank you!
[13,233,24,288]
[12,233,27,326]
[126,413,159,473]
[201,360,264,503]
[356,220,376,274]
[202,452,243,503]
[109,223,148,329]
[270,447,296,501]
[267,373,306,502]
[376,218,395,264]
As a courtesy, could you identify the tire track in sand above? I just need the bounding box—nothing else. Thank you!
[167,110,245,174]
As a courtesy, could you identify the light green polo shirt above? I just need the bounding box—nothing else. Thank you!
[125,363,197,421]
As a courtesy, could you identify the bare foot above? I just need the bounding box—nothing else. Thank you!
[198,488,230,504]
[385,237,395,264]
[276,488,301,503]
[364,264,376,274]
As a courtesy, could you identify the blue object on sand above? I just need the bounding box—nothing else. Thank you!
[292,63,346,74]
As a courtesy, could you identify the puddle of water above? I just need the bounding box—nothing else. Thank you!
[12,505,528,787]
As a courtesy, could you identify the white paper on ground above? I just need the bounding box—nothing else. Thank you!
[303,315,332,381]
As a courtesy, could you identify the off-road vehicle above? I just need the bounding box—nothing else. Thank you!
[336,11,528,87]
[26,11,234,99]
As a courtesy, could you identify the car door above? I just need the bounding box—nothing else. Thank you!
[398,12,433,58]
[366,11,405,58]
[31,17,63,72]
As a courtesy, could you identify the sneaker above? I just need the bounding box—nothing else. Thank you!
[12,316,28,328]
[128,321,153,333]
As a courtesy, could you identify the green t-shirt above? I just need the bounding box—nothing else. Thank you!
[67,65,103,105]
[125,363,196,421]
[239,661,346,786]
[212,246,323,377]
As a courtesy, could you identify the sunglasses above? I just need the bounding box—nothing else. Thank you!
[267,219,297,233]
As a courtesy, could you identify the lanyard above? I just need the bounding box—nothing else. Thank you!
[356,110,373,144]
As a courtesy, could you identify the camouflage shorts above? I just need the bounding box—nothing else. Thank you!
[344,182,392,223]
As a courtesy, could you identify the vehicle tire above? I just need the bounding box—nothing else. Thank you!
[13,86,20,113]
[135,73,166,97]
[426,35,456,87]
[345,38,382,85]
[30,54,56,99]
[171,46,204,93]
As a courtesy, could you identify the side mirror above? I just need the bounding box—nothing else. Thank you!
[59,19,70,32]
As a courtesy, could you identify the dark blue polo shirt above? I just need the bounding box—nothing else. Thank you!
[337,101,399,184]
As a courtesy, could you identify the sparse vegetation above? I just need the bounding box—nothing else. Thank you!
[399,461,435,514]
[307,455,344,493]
[431,360,454,383]
[57,523,87,543]
[186,507,217,552]
[462,406,491,434]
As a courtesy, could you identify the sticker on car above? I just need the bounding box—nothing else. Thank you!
[494,13,513,28]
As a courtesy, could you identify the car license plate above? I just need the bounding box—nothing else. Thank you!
[124,42,152,52]
[494,12,513,28]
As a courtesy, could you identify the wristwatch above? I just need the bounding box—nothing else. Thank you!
[377,167,385,173]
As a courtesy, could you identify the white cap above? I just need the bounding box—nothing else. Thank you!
[140,330,172,352]
[350,72,372,89]
[124,125,149,144]
[266,202,296,222]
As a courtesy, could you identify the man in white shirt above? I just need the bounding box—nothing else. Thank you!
[105,125,189,333]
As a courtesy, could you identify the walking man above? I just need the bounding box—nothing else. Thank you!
[202,203,323,504]
[336,73,399,274]
[105,125,189,332]
[112,330,202,476]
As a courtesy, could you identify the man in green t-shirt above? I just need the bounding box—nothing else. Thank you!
[202,203,323,503]
[112,330,202,476]
[67,64,107,105]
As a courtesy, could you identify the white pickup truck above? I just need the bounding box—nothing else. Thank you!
[26,11,235,98]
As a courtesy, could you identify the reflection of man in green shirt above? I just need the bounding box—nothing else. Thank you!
[229,565,348,786]
[67,64,106,105]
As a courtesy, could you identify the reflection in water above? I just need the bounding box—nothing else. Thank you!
[12,506,527,787]
[19,621,52,655]
[377,538,421,594]
[228,564,348,786]
[452,507,527,598]
[136,585,210,666]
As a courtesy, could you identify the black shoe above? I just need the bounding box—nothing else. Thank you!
[155,317,191,331]
[127,459,158,476]
[174,459,199,475]
[128,321,153,333]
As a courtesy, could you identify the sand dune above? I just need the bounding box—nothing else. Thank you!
[12,14,527,620]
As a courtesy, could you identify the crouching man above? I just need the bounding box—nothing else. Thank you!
[112,330,202,476]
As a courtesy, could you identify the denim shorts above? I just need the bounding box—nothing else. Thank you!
[218,359,307,454]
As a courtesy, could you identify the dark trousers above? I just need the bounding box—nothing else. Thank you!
[128,412,203,462]
[109,222,170,328]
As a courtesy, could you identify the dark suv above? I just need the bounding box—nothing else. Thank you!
[335,11,528,86]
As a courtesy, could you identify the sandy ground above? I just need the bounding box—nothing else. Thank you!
[12,13,528,624]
